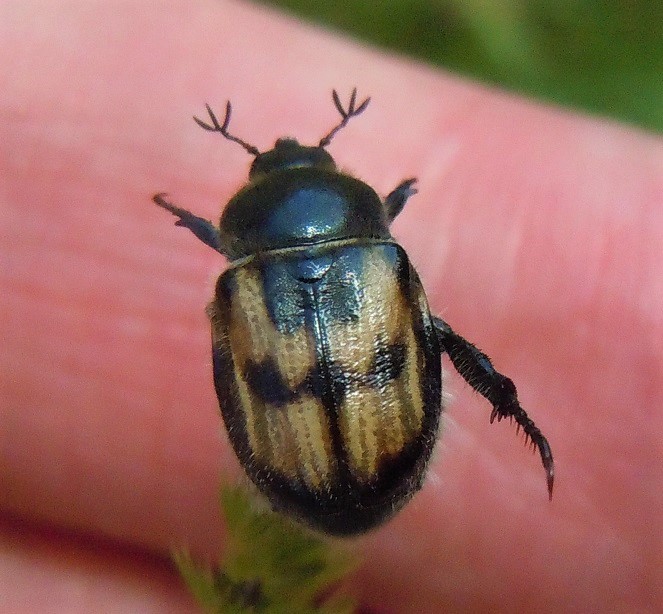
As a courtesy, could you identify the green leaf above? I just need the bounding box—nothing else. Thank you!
[174,484,357,613]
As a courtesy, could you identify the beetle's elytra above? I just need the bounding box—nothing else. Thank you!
[154,90,554,536]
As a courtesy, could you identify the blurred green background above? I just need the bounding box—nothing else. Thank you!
[258,0,662,133]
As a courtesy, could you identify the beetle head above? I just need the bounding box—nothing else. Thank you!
[193,89,370,181]
[249,139,336,178]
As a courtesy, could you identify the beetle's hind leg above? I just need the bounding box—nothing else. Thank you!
[384,178,417,222]
[153,193,225,255]
[433,316,554,499]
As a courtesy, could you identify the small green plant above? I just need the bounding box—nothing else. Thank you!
[175,485,357,613]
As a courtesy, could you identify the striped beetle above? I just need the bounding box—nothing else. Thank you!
[154,90,554,535]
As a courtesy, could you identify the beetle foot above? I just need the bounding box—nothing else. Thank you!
[385,178,418,221]
[433,316,554,499]
[152,193,224,254]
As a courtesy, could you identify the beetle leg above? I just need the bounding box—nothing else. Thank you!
[152,193,226,255]
[384,178,417,221]
[433,316,554,498]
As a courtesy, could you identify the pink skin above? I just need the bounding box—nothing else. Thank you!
[1,2,661,612]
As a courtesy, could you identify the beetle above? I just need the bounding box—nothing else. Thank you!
[153,89,554,536]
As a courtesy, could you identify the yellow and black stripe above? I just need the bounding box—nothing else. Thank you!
[209,241,441,535]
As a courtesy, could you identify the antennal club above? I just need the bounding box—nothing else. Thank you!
[193,102,260,156]
[318,88,371,148]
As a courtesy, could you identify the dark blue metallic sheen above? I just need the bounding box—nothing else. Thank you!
[218,167,391,259]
